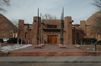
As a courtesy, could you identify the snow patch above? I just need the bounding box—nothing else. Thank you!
[0,44,32,53]
[75,45,80,47]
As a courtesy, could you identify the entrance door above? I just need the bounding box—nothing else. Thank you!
[48,35,57,44]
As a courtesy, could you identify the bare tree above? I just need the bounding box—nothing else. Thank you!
[90,0,101,39]
[0,0,10,12]
[92,0,101,29]
[93,0,101,11]
[10,19,18,27]
[10,19,18,38]
[42,14,57,20]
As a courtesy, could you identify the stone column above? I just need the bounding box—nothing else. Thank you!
[80,20,86,33]
[17,20,25,43]
[31,17,41,44]
[64,16,73,45]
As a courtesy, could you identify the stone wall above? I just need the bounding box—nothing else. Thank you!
[0,14,17,39]
[64,16,73,45]
[30,17,41,44]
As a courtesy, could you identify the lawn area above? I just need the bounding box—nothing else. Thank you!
[74,44,101,51]
[0,43,32,53]
[1,43,101,51]
[1,43,16,47]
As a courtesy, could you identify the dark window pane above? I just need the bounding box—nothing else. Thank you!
[51,26,53,28]
[54,26,57,28]
[25,33,28,39]
[47,25,50,28]
[47,25,57,28]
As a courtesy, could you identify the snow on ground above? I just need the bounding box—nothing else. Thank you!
[0,44,32,53]
[75,45,80,47]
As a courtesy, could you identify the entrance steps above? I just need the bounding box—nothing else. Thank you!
[1,44,101,56]
[8,52,87,56]
[7,44,88,56]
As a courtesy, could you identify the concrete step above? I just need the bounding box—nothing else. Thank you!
[0,52,8,57]
[8,52,87,56]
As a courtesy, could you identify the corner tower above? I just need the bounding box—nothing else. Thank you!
[64,16,73,45]
[30,16,41,44]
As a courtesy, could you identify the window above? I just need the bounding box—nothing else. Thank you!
[25,33,28,39]
[77,33,79,38]
[47,25,51,28]
[54,26,57,28]
[47,25,57,28]
[51,26,53,28]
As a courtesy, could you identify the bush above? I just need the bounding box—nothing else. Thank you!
[98,40,101,45]
[7,38,22,43]
[79,38,97,44]
[0,39,4,43]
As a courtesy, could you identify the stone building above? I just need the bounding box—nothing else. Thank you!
[72,24,84,44]
[17,11,101,44]
[0,14,17,39]
[17,16,74,44]
[80,11,101,41]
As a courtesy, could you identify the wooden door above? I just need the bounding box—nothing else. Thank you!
[52,36,56,43]
[48,36,52,43]
[48,35,57,44]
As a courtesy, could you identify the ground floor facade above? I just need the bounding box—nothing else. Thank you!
[17,16,74,45]
[17,11,101,44]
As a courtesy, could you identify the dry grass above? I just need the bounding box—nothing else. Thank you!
[74,44,101,51]
[1,43,24,47]
[1,43,101,51]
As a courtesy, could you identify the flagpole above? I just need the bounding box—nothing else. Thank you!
[37,8,39,45]
[60,7,64,45]
[40,13,42,44]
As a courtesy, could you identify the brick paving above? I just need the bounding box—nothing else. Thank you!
[7,44,88,56]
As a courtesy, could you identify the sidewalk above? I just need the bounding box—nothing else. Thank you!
[0,56,101,63]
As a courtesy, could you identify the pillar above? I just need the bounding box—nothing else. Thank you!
[31,16,41,44]
[64,16,73,45]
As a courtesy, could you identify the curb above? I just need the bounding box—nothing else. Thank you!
[0,61,101,63]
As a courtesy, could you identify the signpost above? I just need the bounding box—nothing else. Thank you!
[93,41,98,51]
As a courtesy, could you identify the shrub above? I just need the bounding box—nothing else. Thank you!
[79,38,97,44]
[0,39,4,43]
[98,40,101,45]
[7,38,22,43]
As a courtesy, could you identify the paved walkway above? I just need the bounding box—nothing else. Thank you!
[7,44,87,56]
[9,44,85,52]
[0,56,101,63]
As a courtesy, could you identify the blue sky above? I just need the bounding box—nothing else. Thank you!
[1,0,98,24]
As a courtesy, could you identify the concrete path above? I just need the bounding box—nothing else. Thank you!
[0,56,101,63]
[7,44,88,56]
